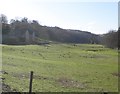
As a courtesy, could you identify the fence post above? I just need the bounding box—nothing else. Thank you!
[29,71,33,94]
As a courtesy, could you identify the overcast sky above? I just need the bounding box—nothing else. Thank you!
[0,0,118,34]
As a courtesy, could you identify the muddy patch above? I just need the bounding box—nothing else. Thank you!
[79,54,107,59]
[2,83,12,92]
[1,82,17,92]
[57,77,86,89]
[0,71,8,75]
[34,75,54,80]
[112,73,120,77]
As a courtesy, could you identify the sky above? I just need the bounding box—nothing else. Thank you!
[0,0,118,34]
[119,1,120,27]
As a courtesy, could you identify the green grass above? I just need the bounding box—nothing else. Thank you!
[1,43,118,92]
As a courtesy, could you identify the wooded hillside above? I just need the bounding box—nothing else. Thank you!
[1,14,101,45]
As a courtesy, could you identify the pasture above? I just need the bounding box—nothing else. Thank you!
[1,43,118,92]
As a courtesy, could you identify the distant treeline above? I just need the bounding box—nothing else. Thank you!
[0,14,101,44]
[0,14,119,49]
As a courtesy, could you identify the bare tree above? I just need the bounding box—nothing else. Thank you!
[25,30,30,43]
[0,14,8,24]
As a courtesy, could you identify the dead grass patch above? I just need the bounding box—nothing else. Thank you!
[57,77,86,89]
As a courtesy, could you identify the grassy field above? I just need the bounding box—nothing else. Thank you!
[1,43,118,92]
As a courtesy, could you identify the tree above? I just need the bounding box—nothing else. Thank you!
[32,20,39,25]
[2,24,10,34]
[0,14,10,34]
[0,14,8,24]
[21,17,28,23]
[118,27,120,49]
[10,19,16,24]
[102,30,118,49]
[25,30,30,43]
